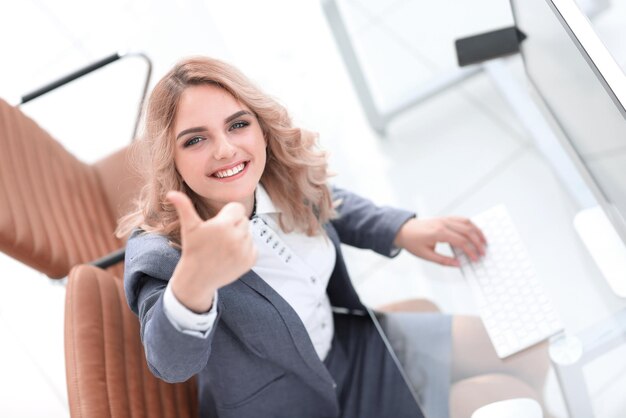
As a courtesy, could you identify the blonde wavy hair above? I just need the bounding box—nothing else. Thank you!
[116,56,336,245]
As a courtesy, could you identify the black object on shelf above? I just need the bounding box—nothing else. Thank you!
[455,26,527,67]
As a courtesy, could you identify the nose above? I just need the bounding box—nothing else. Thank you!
[213,134,236,160]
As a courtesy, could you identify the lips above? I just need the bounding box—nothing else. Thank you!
[210,160,249,179]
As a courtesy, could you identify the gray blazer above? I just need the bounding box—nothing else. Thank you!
[124,187,414,418]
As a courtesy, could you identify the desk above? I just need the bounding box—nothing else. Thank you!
[551,309,626,417]
[546,206,626,417]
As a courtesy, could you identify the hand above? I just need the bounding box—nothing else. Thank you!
[167,191,257,312]
[394,217,487,267]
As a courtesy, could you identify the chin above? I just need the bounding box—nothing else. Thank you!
[216,185,257,205]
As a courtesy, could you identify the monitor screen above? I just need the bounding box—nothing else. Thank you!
[510,0,626,245]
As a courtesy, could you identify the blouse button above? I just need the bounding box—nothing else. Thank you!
[310,276,316,284]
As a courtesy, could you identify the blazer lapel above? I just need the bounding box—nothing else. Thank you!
[238,271,336,388]
[323,223,340,247]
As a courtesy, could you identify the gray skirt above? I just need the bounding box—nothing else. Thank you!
[324,311,452,418]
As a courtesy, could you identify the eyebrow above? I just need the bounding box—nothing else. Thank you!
[176,110,253,141]
[225,110,252,124]
[176,126,206,140]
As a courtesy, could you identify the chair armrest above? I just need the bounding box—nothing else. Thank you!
[21,53,121,103]
[89,247,126,270]
[19,51,153,140]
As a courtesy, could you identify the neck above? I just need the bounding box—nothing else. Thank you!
[248,192,257,219]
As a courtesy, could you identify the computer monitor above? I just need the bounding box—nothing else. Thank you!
[509,0,626,247]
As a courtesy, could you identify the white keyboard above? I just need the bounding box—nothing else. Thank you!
[453,205,563,358]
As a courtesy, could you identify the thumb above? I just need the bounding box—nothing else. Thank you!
[416,246,460,267]
[166,191,202,232]
[427,251,460,267]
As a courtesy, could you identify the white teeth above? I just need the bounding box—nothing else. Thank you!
[215,163,245,178]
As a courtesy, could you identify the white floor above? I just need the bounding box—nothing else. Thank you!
[1,0,626,417]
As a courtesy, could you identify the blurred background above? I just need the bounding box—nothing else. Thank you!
[1,0,625,416]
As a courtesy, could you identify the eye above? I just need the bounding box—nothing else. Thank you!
[229,120,250,131]
[183,136,204,148]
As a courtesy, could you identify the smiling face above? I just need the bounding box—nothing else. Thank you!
[173,84,266,216]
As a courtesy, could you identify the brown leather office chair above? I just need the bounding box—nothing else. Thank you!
[0,96,130,279]
[65,264,198,418]
[0,54,198,418]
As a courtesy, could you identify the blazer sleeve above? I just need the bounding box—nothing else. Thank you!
[330,186,415,257]
[124,229,220,383]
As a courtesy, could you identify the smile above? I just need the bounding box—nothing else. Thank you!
[211,161,249,180]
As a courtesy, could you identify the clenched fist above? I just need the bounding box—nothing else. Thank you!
[167,191,257,313]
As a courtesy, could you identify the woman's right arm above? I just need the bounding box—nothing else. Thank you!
[125,231,218,383]
[124,191,256,383]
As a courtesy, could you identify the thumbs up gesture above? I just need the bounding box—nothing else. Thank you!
[167,191,257,313]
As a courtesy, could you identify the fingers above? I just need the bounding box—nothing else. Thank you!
[242,232,258,267]
[450,217,487,246]
[215,202,248,226]
[446,218,487,258]
[167,191,202,232]
[215,202,256,264]
[445,228,483,262]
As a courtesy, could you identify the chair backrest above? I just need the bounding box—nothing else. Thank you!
[93,146,144,225]
[65,264,198,418]
[0,97,137,278]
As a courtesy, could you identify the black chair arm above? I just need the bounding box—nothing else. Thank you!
[89,247,126,270]
[19,50,152,140]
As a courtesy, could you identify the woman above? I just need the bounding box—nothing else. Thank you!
[117,57,547,418]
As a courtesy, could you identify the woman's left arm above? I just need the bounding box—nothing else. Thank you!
[330,186,486,265]
[394,217,487,267]
[330,186,415,257]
